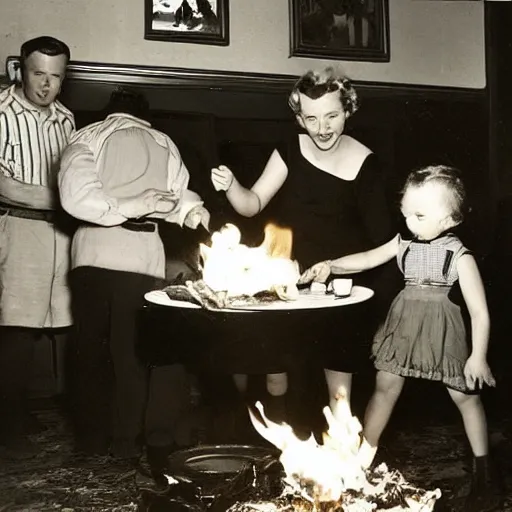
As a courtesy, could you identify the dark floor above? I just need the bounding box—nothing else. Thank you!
[0,369,511,512]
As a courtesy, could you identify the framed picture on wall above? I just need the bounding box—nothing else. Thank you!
[145,0,229,46]
[290,0,390,62]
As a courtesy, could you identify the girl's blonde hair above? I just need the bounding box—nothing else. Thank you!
[403,165,468,223]
[288,67,359,118]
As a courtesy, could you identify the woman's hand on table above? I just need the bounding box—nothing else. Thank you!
[211,165,234,191]
[298,260,332,285]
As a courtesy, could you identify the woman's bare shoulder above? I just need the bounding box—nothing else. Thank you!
[341,135,373,157]
[335,136,373,180]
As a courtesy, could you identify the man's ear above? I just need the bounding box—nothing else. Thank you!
[296,114,305,130]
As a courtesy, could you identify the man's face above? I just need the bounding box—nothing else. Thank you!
[22,51,67,109]
[297,91,347,152]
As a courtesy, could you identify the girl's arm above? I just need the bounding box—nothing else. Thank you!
[457,253,496,388]
[299,235,399,284]
[211,149,288,217]
[331,234,400,274]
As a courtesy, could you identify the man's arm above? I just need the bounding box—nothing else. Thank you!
[59,134,179,226]
[158,139,206,226]
[59,142,128,226]
[0,173,56,210]
[0,107,60,210]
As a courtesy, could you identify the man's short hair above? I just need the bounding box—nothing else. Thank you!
[103,87,151,121]
[20,36,71,76]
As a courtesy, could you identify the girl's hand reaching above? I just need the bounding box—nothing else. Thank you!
[463,355,496,390]
[211,165,235,191]
[298,260,332,285]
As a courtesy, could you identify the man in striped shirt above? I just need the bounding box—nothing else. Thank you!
[0,36,74,452]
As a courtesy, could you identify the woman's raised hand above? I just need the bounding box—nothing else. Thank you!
[211,165,235,191]
[298,260,332,285]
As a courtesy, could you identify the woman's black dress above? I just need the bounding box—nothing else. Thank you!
[274,135,398,372]
[186,135,398,376]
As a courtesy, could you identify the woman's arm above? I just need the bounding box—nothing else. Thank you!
[457,254,495,388]
[212,149,288,217]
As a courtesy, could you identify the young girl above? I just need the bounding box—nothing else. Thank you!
[299,165,500,511]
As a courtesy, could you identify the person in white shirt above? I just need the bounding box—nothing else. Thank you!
[59,88,209,459]
[0,36,74,453]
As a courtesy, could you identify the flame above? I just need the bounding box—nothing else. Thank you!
[261,223,293,260]
[248,398,441,510]
[199,223,300,300]
[248,395,367,504]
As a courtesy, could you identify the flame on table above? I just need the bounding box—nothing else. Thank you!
[199,223,300,300]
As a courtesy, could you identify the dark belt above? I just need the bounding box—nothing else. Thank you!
[0,204,55,222]
[121,219,157,233]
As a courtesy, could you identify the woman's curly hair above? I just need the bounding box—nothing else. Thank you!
[288,67,359,118]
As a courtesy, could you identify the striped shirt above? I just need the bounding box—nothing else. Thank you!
[0,85,75,187]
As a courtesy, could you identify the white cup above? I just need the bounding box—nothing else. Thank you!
[329,278,353,297]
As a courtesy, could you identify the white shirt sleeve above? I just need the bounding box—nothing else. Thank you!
[161,138,204,226]
[59,141,127,226]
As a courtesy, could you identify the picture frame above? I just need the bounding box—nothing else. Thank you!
[289,0,390,62]
[145,0,229,46]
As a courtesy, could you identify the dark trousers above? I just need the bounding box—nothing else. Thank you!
[69,266,190,456]
[145,364,191,448]
[0,327,38,441]
[69,266,162,455]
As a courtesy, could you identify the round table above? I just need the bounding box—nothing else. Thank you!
[141,286,374,375]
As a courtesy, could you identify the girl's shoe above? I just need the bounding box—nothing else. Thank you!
[464,455,504,512]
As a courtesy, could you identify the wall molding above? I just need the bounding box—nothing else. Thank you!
[3,58,487,102]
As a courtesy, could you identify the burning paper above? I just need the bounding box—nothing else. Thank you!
[199,223,300,301]
[244,398,441,511]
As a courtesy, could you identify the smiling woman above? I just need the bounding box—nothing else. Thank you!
[209,66,399,427]
[145,0,229,46]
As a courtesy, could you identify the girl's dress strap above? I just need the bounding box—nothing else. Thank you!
[397,234,412,274]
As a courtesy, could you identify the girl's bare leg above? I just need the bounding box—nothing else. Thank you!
[266,372,288,396]
[324,369,353,419]
[263,372,289,423]
[447,388,488,456]
[359,371,405,469]
[448,388,502,510]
